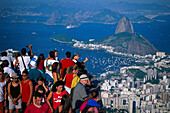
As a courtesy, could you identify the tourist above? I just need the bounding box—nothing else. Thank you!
[55,95,72,113]
[64,65,79,94]
[82,99,100,113]
[46,81,69,113]
[0,69,7,113]
[3,73,10,113]
[27,45,38,68]
[25,92,50,113]
[14,48,30,74]
[33,85,46,103]
[1,52,12,68]
[35,76,48,93]
[80,90,100,112]
[72,74,89,112]
[53,50,60,63]
[44,51,56,87]
[37,53,45,72]
[21,70,33,113]
[52,62,61,83]
[72,52,88,70]
[3,60,15,78]
[28,61,46,84]
[60,51,75,79]
[8,73,22,113]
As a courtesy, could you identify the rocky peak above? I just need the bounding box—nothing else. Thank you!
[115,17,134,34]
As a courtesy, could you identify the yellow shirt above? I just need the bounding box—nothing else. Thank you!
[71,76,80,89]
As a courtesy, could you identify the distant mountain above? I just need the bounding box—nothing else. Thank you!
[132,16,152,23]
[153,15,170,22]
[115,17,134,34]
[93,17,157,55]
[85,9,122,24]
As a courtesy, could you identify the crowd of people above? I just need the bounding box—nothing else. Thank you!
[0,45,105,113]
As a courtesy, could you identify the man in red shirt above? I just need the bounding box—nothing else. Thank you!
[25,92,50,113]
[21,70,33,113]
[60,51,75,79]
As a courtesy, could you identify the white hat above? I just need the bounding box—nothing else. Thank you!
[30,61,37,68]
[11,73,19,78]
[80,74,89,81]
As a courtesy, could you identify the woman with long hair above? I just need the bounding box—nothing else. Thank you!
[64,65,79,94]
[55,95,72,113]
[37,54,45,72]
[52,62,61,83]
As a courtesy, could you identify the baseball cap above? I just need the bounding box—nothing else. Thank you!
[87,99,100,107]
[74,52,81,56]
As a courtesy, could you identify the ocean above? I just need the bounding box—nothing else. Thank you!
[0,21,169,76]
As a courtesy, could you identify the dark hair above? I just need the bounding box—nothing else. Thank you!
[52,81,64,92]
[21,48,26,55]
[82,105,99,113]
[77,69,87,77]
[3,73,9,79]
[66,51,71,58]
[37,54,45,67]
[60,95,72,113]
[36,85,45,95]
[1,52,7,56]
[0,68,4,73]
[3,60,9,67]
[37,76,45,82]
[52,62,59,73]
[53,50,58,53]
[49,51,55,59]
[91,90,99,99]
[34,92,44,99]
[22,70,28,75]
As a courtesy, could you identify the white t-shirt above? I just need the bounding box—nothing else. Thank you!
[1,56,12,67]
[44,59,56,78]
[18,56,30,74]
[4,67,15,78]
[0,81,6,102]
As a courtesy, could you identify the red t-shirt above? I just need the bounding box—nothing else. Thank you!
[25,103,50,113]
[65,73,74,88]
[60,59,75,78]
[37,60,45,71]
[21,79,31,102]
[53,90,68,110]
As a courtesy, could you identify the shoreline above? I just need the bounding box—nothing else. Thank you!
[50,38,73,44]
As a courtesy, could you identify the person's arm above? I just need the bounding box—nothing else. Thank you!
[43,82,48,93]
[46,91,53,113]
[83,57,88,63]
[4,85,7,107]
[53,72,58,82]
[29,45,34,57]
[14,82,22,101]
[14,57,18,67]
[27,80,33,106]
[69,107,72,113]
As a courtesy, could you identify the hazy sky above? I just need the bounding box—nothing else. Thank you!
[1,0,170,6]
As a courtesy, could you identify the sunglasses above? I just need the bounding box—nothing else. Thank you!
[12,78,17,79]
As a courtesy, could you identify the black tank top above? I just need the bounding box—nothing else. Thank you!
[10,82,20,98]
